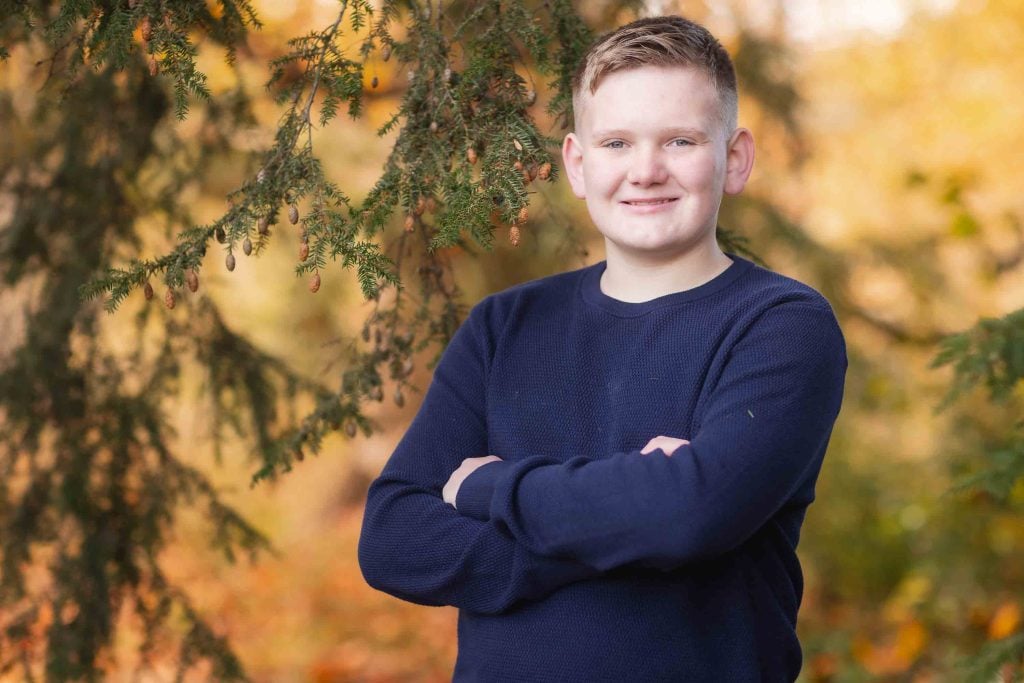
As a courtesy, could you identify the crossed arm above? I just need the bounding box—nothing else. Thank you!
[442,435,690,507]
[434,302,846,573]
[359,299,846,610]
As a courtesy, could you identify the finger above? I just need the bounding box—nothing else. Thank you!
[640,441,664,455]
[640,437,660,455]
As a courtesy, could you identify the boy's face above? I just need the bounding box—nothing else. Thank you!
[563,65,753,266]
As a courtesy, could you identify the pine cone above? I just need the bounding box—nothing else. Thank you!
[215,226,226,243]
[225,253,236,271]
[299,242,309,261]
[164,288,175,309]
[185,270,198,293]
[509,225,521,246]
[382,45,392,62]
[309,273,321,293]
[537,162,552,180]
[242,237,252,256]
[140,16,152,42]
[404,215,415,232]
[143,280,154,301]
[517,206,529,224]
[288,204,299,225]
[148,57,159,77]
[257,216,269,236]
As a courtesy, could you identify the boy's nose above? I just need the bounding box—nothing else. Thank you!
[626,147,668,186]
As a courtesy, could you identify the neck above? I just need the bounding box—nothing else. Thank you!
[599,241,733,303]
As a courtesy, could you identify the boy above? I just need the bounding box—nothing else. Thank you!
[358,15,846,682]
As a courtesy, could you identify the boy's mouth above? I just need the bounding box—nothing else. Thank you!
[614,197,679,208]
[621,198,678,206]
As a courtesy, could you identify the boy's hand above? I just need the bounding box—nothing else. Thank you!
[640,436,690,456]
[443,455,503,508]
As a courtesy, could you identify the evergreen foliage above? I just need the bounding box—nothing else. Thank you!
[0,0,596,677]
[933,308,1024,677]
[0,57,265,678]
[932,267,1024,520]
[958,632,1024,683]
[934,308,1024,409]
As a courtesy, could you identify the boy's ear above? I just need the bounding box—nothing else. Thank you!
[723,128,755,196]
[561,132,586,199]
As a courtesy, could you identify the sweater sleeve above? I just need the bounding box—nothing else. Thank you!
[454,302,847,572]
[357,299,602,615]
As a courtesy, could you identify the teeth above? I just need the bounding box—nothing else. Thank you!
[627,199,673,205]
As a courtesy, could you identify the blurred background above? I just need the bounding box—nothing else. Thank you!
[2,0,1022,680]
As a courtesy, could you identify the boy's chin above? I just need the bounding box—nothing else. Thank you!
[603,239,704,265]
[600,227,716,254]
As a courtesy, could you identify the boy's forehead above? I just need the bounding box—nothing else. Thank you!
[576,65,720,134]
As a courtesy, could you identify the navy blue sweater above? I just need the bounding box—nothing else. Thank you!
[358,254,847,682]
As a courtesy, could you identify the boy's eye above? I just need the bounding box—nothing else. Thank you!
[603,140,626,149]
[670,138,694,147]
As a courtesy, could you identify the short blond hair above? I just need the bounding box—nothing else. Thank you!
[571,16,738,135]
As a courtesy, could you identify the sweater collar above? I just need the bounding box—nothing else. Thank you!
[580,252,754,317]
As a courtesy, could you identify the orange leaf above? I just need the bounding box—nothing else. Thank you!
[989,602,1021,640]
[894,620,928,665]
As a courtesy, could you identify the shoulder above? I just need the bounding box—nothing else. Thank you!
[738,257,837,315]
[724,256,846,354]
[450,263,595,366]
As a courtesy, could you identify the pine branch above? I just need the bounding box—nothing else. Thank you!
[955,632,1024,683]
[946,430,1024,503]
[932,308,1024,410]
[4,1,600,675]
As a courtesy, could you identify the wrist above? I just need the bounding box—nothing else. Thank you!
[455,460,510,520]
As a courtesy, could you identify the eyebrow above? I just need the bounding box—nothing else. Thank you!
[590,127,710,140]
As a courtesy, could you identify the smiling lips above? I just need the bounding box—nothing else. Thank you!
[623,198,677,204]
[621,197,679,212]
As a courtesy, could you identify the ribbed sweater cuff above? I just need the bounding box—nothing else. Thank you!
[456,460,511,520]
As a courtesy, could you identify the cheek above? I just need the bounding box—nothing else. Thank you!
[582,163,619,196]
[676,157,723,191]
